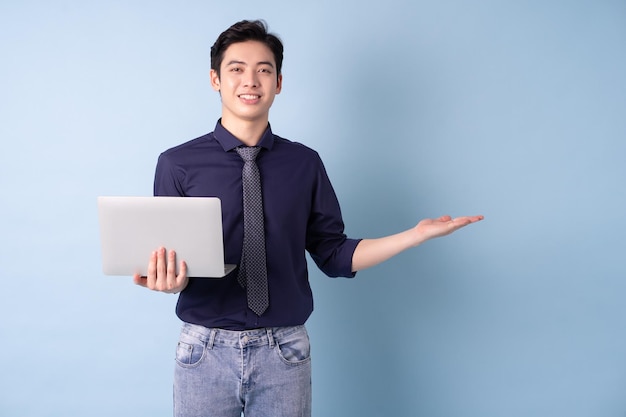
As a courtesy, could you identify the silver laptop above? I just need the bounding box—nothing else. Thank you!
[97,196,236,278]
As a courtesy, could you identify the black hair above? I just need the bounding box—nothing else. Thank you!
[210,20,284,80]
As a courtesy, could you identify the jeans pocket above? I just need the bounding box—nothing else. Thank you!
[175,332,206,367]
[275,328,311,365]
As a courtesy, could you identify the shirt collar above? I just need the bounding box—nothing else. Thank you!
[213,119,275,152]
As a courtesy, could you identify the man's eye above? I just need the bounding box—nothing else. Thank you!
[259,68,271,73]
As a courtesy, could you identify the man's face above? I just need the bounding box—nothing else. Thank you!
[211,40,282,125]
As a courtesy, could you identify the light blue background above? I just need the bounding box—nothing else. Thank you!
[1,1,625,416]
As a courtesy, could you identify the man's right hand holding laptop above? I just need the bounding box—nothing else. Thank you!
[133,247,188,293]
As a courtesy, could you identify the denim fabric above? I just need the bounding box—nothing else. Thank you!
[174,323,312,417]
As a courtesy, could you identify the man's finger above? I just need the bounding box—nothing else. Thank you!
[167,250,178,290]
[177,260,188,282]
[156,247,167,277]
[133,273,148,288]
[146,250,158,290]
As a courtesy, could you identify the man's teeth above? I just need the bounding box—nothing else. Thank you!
[240,94,259,99]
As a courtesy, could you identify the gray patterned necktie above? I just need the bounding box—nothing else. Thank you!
[235,146,269,316]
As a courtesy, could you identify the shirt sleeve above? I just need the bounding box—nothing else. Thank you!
[305,155,361,278]
[153,152,186,197]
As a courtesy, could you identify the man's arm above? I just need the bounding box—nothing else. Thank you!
[133,152,189,293]
[351,215,483,272]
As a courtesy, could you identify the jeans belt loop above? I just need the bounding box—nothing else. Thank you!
[266,328,275,348]
[208,328,217,350]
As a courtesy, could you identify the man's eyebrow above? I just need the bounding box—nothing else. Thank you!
[225,60,274,67]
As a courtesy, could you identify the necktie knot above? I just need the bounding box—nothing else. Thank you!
[236,146,261,162]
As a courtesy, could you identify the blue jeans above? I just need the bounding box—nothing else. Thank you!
[174,323,312,417]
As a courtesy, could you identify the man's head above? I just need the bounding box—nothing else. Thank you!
[209,20,284,131]
[211,20,284,81]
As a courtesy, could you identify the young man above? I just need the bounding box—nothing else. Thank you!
[133,20,483,417]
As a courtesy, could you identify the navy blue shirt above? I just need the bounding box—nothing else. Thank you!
[154,120,361,330]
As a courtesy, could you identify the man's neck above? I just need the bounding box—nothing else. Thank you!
[220,115,269,147]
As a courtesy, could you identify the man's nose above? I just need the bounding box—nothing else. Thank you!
[243,71,259,87]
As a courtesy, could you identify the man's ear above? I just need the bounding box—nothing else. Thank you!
[210,69,220,91]
[275,73,283,94]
